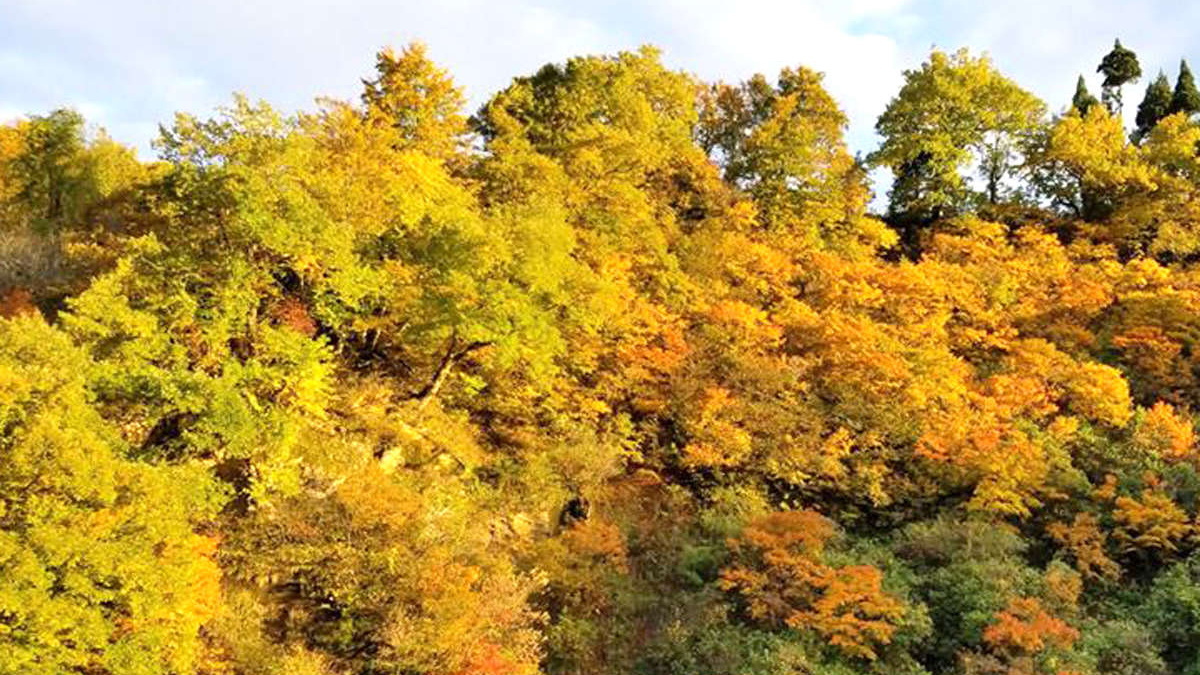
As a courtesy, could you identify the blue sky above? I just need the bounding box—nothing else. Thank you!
[3,0,1200,163]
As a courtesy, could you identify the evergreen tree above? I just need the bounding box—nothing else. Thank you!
[1097,39,1142,113]
[1072,75,1100,115]
[1135,71,1172,141]
[1169,59,1200,116]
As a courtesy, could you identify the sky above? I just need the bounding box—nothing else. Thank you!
[3,0,1200,166]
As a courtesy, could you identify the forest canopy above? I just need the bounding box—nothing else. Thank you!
[7,38,1200,675]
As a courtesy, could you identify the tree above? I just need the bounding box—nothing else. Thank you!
[1072,75,1100,116]
[1111,488,1192,559]
[982,597,1078,655]
[0,110,147,307]
[361,42,468,161]
[0,315,223,674]
[1030,103,1155,222]
[218,464,544,675]
[1141,553,1200,671]
[1134,72,1172,141]
[872,49,1045,224]
[1169,59,1200,116]
[16,37,1200,675]
[1049,514,1121,582]
[1097,39,1142,114]
[698,67,895,258]
[4,109,92,231]
[720,511,905,660]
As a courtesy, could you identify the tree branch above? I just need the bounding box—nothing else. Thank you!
[411,334,491,414]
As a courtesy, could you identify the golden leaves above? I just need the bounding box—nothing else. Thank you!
[1134,401,1198,462]
[721,511,904,660]
[1048,514,1120,582]
[1112,489,1192,556]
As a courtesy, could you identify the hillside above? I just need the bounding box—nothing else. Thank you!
[4,40,1200,675]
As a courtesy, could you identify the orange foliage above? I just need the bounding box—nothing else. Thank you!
[1043,565,1082,612]
[790,564,905,659]
[0,287,37,318]
[454,643,526,675]
[721,511,903,659]
[706,299,783,347]
[680,386,753,468]
[562,519,629,572]
[269,296,318,337]
[180,534,224,625]
[1112,327,1190,403]
[1134,401,1197,462]
[916,338,1133,516]
[983,597,1079,655]
[614,303,691,414]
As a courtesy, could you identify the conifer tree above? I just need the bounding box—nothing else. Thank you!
[1135,71,1172,141]
[1097,39,1142,114]
[1072,75,1100,116]
[1169,59,1200,116]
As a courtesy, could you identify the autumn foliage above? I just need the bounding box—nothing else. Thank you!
[7,35,1200,675]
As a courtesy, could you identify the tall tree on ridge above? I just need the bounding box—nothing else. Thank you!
[1135,71,1173,142]
[872,49,1045,228]
[361,42,468,161]
[1098,39,1142,114]
[1169,59,1200,116]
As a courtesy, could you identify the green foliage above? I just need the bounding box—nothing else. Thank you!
[1135,72,1173,141]
[1098,39,1142,113]
[1073,75,1100,116]
[1077,620,1167,675]
[895,518,1041,671]
[1171,59,1200,117]
[872,49,1045,222]
[4,109,94,232]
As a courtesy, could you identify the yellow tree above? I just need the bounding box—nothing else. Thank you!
[872,49,1045,223]
[0,316,223,675]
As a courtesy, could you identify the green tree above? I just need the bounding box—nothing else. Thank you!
[1169,59,1200,116]
[0,315,223,675]
[698,67,895,258]
[1072,75,1100,115]
[871,49,1045,223]
[1097,39,1142,114]
[4,109,93,232]
[1134,72,1172,141]
[0,111,147,303]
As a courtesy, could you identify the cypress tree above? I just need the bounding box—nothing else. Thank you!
[1073,75,1100,115]
[1135,71,1172,140]
[1170,59,1200,116]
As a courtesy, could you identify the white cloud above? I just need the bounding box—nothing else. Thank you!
[623,0,911,151]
